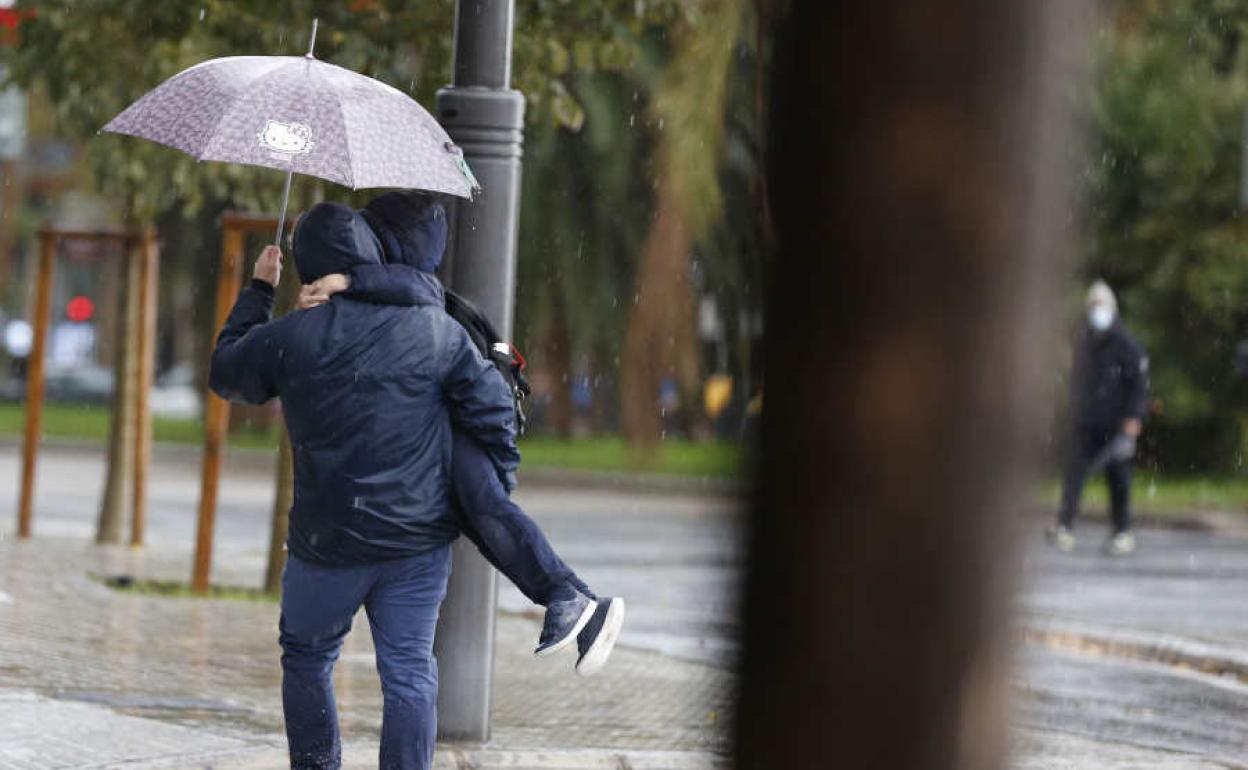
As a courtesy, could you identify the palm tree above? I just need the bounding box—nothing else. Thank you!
[619,0,749,449]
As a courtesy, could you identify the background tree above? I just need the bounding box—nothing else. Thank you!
[619,0,748,448]
[3,0,770,461]
[1080,0,1248,471]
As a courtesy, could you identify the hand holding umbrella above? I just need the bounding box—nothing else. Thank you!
[252,245,283,287]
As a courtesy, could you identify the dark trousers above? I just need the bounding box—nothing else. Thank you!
[450,429,589,605]
[280,546,451,770]
[1059,426,1132,533]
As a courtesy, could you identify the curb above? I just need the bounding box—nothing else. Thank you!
[435,747,730,770]
[212,744,730,770]
[1019,622,1248,684]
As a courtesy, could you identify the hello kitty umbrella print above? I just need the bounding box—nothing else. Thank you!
[102,19,480,246]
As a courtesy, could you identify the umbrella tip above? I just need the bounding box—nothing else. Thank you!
[306,18,319,58]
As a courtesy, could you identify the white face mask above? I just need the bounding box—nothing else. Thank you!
[1088,305,1114,332]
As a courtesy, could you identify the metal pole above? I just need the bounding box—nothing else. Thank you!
[433,0,525,742]
[274,169,294,248]
[16,231,55,538]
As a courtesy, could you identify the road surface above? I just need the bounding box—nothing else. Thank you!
[2,442,1247,767]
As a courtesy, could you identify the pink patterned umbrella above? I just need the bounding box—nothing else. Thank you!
[102,20,478,245]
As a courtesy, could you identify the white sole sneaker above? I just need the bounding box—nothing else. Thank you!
[534,599,598,657]
[576,598,626,677]
[1106,532,1136,556]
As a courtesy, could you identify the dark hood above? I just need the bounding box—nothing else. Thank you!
[360,191,448,273]
[293,202,384,284]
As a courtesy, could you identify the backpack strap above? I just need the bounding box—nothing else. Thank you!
[446,289,531,434]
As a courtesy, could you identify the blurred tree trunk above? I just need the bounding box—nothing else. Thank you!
[619,1,745,450]
[589,344,614,433]
[0,160,19,290]
[734,2,1086,769]
[96,247,141,544]
[619,181,699,449]
[542,293,574,438]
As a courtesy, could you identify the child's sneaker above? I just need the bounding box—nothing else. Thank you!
[575,597,626,677]
[534,592,596,656]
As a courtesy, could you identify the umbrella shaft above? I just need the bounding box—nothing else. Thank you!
[274,168,294,248]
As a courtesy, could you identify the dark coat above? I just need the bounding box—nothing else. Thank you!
[347,191,524,487]
[208,202,520,565]
[1069,321,1150,431]
[359,190,447,273]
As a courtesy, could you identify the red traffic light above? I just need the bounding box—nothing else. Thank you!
[66,296,95,323]
[0,8,34,47]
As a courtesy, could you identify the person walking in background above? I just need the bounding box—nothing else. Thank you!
[1049,280,1149,555]
[298,191,625,677]
[209,202,519,770]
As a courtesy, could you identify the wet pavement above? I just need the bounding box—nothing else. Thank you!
[1021,526,1248,645]
[0,443,736,768]
[1014,522,1248,768]
[3,443,1248,767]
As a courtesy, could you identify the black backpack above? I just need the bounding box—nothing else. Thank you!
[445,289,531,434]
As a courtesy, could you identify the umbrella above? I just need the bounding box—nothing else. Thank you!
[102,20,478,246]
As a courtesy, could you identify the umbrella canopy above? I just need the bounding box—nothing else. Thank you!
[103,53,476,198]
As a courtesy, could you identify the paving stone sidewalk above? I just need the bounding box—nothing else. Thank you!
[0,536,731,769]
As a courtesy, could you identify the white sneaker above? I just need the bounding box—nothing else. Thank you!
[1106,531,1136,556]
[1047,525,1076,553]
[575,597,625,677]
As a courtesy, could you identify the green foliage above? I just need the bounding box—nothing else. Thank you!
[650,0,743,237]
[0,0,679,217]
[1084,0,1248,470]
[516,435,743,477]
[515,67,658,376]
[514,4,767,426]
[1037,472,1248,516]
[94,573,280,601]
[0,0,766,443]
[0,402,277,446]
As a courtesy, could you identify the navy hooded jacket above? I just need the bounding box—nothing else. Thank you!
[341,192,523,489]
[208,202,520,565]
[1069,321,1150,431]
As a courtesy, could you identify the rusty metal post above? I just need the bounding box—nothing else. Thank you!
[16,231,55,538]
[131,230,159,547]
[192,223,244,593]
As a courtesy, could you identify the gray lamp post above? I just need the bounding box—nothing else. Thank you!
[432,0,525,742]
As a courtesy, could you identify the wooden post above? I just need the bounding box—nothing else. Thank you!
[265,426,293,593]
[192,224,244,593]
[16,231,55,538]
[130,230,159,548]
